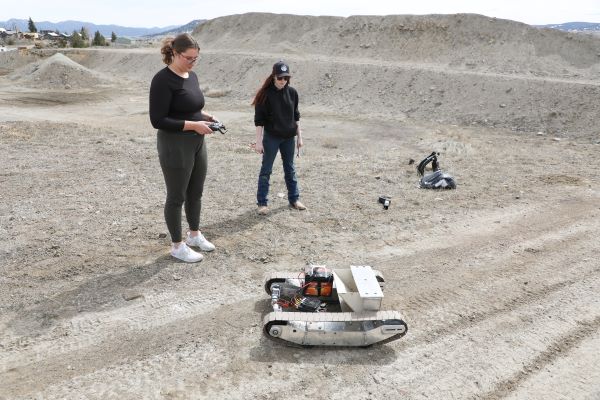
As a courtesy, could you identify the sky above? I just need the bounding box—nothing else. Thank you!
[3,0,599,28]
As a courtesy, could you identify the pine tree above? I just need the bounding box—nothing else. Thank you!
[111,32,117,43]
[92,31,106,46]
[70,31,85,48]
[80,27,89,41]
[28,17,37,33]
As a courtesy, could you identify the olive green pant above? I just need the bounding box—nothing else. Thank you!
[157,130,207,243]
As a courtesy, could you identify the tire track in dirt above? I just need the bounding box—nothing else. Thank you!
[2,211,598,398]
[412,264,600,347]
[202,49,600,86]
[29,269,599,400]
[6,195,588,371]
[378,197,599,346]
[398,226,597,322]
[373,272,600,400]
[0,295,260,396]
[0,259,258,366]
[476,316,600,400]
[501,332,600,400]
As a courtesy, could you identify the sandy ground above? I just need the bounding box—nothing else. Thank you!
[1,13,600,400]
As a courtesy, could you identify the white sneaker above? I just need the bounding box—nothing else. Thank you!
[185,232,215,252]
[257,205,269,215]
[171,243,203,263]
[290,201,307,210]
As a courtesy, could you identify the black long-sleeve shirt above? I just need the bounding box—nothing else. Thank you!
[149,67,205,132]
[254,83,300,138]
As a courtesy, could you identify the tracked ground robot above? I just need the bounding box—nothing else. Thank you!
[263,265,408,347]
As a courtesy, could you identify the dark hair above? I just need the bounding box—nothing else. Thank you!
[160,33,200,65]
[251,74,291,106]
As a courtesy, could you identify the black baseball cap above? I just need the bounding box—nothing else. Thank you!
[273,61,291,77]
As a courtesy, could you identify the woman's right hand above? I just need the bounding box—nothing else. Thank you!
[254,141,264,154]
[192,121,214,135]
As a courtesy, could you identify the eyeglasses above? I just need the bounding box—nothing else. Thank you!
[179,53,199,63]
[276,76,290,81]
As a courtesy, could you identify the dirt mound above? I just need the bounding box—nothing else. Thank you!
[12,52,112,89]
[194,13,600,78]
[0,50,40,77]
[189,13,600,135]
[1,13,598,135]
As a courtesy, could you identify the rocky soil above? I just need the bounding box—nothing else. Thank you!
[0,13,599,400]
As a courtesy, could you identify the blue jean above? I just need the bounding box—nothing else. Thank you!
[257,132,299,206]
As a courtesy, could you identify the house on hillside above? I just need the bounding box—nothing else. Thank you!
[43,32,61,41]
[1,28,20,41]
[1,28,12,38]
[23,32,39,40]
[40,29,62,40]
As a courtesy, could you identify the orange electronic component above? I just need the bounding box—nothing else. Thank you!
[303,281,333,297]
[320,282,332,297]
[304,282,319,296]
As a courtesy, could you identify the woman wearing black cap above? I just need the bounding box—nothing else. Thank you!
[252,61,305,215]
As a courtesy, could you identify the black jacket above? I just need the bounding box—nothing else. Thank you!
[254,83,300,138]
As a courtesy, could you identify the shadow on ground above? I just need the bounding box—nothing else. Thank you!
[6,255,174,336]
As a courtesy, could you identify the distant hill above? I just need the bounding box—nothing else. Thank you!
[537,22,600,32]
[193,13,600,69]
[147,19,205,37]
[0,18,180,37]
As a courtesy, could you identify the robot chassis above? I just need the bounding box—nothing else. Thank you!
[263,265,408,347]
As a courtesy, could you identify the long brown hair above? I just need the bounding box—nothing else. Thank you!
[160,33,200,65]
[251,75,291,106]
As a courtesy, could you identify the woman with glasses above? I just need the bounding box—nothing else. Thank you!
[252,61,306,215]
[149,33,216,262]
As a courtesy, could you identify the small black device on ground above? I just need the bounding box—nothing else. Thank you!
[378,195,391,209]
